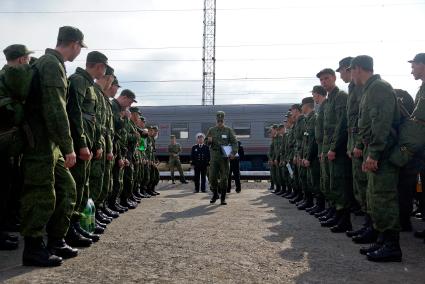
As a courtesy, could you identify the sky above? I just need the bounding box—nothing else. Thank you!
[0,0,424,106]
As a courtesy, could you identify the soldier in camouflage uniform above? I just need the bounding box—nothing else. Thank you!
[90,67,119,228]
[316,68,352,234]
[108,89,136,212]
[351,55,402,262]
[21,26,84,266]
[283,111,298,200]
[0,44,33,251]
[300,97,320,211]
[168,134,188,184]
[146,126,160,196]
[274,124,286,195]
[280,112,294,198]
[287,104,304,204]
[310,86,328,217]
[337,57,376,243]
[206,111,238,205]
[66,51,108,244]
[268,125,280,193]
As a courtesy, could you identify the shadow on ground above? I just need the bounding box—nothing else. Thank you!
[251,190,425,284]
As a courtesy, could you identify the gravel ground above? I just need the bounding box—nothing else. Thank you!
[1,181,425,284]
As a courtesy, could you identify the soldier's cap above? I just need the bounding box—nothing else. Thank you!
[216,111,225,120]
[86,51,110,67]
[301,97,314,106]
[112,75,121,88]
[3,44,34,61]
[270,124,278,129]
[284,111,292,118]
[408,53,425,64]
[139,115,145,121]
[311,85,326,97]
[336,57,353,72]
[129,106,141,114]
[290,103,301,111]
[105,65,114,76]
[152,125,159,130]
[348,55,374,72]
[57,26,87,48]
[120,89,137,103]
[316,68,335,78]
[170,134,176,139]
[278,124,285,129]
[283,118,288,123]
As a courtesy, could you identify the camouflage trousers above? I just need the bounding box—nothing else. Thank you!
[367,159,400,232]
[279,164,287,191]
[270,164,281,187]
[122,161,134,200]
[352,156,368,212]
[90,155,105,208]
[298,165,308,194]
[21,148,76,238]
[97,159,113,208]
[209,155,230,200]
[169,157,185,181]
[306,158,320,195]
[110,161,124,204]
[320,155,331,202]
[328,154,352,210]
[70,158,91,222]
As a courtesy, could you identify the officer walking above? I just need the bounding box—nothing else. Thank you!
[191,133,210,192]
[168,134,188,184]
[206,111,238,205]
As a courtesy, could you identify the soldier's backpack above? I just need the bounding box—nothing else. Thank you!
[0,64,34,156]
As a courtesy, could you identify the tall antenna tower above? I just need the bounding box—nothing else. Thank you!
[202,0,216,105]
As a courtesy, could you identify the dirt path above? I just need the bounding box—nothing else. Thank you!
[1,181,425,283]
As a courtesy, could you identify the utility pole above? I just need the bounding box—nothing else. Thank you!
[202,0,216,105]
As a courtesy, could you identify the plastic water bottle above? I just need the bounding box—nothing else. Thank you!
[80,198,96,233]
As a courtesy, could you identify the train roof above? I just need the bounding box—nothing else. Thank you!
[137,104,291,116]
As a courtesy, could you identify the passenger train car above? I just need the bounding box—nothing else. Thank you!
[140,104,291,170]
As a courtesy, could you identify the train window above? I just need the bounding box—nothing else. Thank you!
[171,123,189,139]
[264,122,279,138]
[201,122,215,136]
[233,122,251,139]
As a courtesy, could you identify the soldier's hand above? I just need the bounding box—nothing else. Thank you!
[65,151,77,168]
[268,160,273,165]
[303,159,310,168]
[327,150,336,161]
[95,148,103,160]
[274,160,278,165]
[208,136,212,143]
[365,156,378,172]
[118,159,125,168]
[124,159,130,166]
[79,147,91,161]
[347,151,352,159]
[319,153,323,161]
[230,154,235,160]
[106,152,114,161]
[353,147,363,158]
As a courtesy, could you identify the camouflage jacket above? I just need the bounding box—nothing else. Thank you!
[358,74,399,160]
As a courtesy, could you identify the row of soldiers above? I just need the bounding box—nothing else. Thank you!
[268,53,425,263]
[0,26,163,267]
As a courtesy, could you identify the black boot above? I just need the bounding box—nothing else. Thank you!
[0,233,19,250]
[102,205,119,218]
[360,233,384,255]
[298,195,314,210]
[352,226,379,244]
[47,237,78,259]
[346,226,367,238]
[319,207,335,221]
[210,193,219,204]
[315,207,330,218]
[321,209,341,227]
[120,199,137,210]
[96,210,112,224]
[65,225,92,248]
[23,237,63,267]
[366,231,402,262]
[330,210,352,233]
[74,222,100,242]
[94,223,105,234]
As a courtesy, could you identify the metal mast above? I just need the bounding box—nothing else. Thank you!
[202,0,216,105]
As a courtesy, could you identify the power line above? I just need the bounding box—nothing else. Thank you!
[0,2,423,14]
[121,77,317,83]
